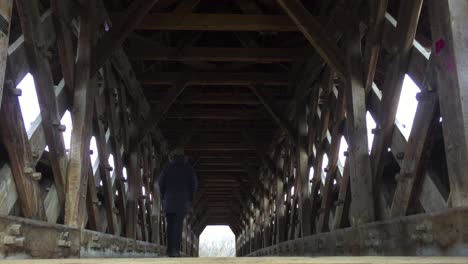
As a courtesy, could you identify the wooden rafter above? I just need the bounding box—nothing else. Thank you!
[135,79,188,145]
[127,46,313,62]
[276,0,347,77]
[139,72,291,86]
[132,13,297,31]
[91,0,161,74]
[248,85,296,142]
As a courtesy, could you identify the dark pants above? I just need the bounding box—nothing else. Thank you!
[166,212,185,256]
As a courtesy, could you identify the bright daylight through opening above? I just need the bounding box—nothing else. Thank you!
[199,225,235,257]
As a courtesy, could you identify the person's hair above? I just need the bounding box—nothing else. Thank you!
[169,147,184,160]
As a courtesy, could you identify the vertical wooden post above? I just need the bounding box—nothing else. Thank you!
[104,64,127,233]
[126,148,139,239]
[85,159,100,231]
[15,0,68,210]
[0,0,13,110]
[429,0,468,207]
[94,99,118,234]
[274,149,286,243]
[0,89,45,220]
[344,21,375,225]
[65,1,97,227]
[296,100,311,236]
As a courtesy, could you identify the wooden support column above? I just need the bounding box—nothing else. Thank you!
[15,0,68,210]
[0,89,45,220]
[363,0,388,91]
[429,0,468,207]
[296,101,311,236]
[0,0,13,110]
[344,21,375,225]
[104,64,127,234]
[126,149,139,239]
[369,0,423,218]
[317,88,346,232]
[85,160,100,231]
[51,0,75,97]
[274,149,286,243]
[94,99,118,234]
[333,160,351,230]
[391,65,439,216]
[65,2,97,227]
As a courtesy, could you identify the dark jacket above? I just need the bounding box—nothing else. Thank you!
[158,155,198,214]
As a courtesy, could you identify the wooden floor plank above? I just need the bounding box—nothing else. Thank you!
[1,257,468,264]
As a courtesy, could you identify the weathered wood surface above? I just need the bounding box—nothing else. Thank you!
[65,3,96,227]
[0,0,13,110]
[0,89,45,220]
[1,257,468,264]
[429,0,468,207]
[15,0,68,211]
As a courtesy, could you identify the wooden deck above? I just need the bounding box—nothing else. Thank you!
[2,257,468,264]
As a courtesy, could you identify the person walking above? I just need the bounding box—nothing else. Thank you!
[158,148,198,257]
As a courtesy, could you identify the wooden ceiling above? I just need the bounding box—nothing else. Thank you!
[102,0,411,232]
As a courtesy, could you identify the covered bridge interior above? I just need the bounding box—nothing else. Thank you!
[0,0,467,261]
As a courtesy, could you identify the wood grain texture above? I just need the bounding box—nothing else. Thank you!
[1,257,468,264]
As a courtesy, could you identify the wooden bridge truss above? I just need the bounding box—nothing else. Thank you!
[0,0,467,259]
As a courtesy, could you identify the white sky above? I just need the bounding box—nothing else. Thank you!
[199,225,235,257]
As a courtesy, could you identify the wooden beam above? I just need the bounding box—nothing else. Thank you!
[65,3,97,227]
[367,77,447,214]
[296,100,311,236]
[111,48,151,117]
[51,0,76,97]
[139,72,291,86]
[429,0,468,207]
[127,46,313,62]
[15,0,68,211]
[104,63,127,234]
[344,21,375,225]
[94,99,118,234]
[317,88,346,232]
[0,0,13,111]
[242,131,277,174]
[135,79,187,144]
[173,0,200,14]
[166,108,270,121]
[363,0,388,92]
[126,149,139,239]
[333,160,351,230]
[149,93,272,106]
[276,0,347,77]
[391,90,438,217]
[92,0,161,74]
[369,0,423,218]
[249,85,297,142]
[134,13,297,31]
[0,89,45,220]
[85,160,100,231]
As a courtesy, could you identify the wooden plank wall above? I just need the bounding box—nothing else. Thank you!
[0,0,196,257]
[236,0,467,256]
